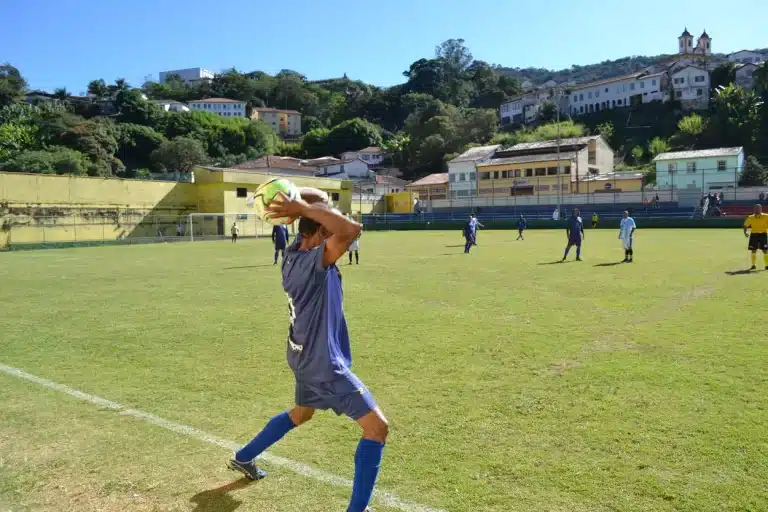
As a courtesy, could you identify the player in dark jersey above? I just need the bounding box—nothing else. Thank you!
[228,189,386,512]
[463,217,475,253]
[272,224,289,265]
[516,215,527,240]
[562,208,585,261]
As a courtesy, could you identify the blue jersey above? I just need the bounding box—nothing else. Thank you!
[272,225,289,249]
[464,221,474,238]
[567,216,583,240]
[518,218,527,229]
[282,240,352,383]
[470,218,479,233]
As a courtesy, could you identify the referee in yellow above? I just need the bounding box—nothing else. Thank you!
[743,204,768,270]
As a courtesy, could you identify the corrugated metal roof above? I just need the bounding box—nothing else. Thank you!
[448,144,501,163]
[502,136,599,153]
[478,152,579,167]
[653,147,744,161]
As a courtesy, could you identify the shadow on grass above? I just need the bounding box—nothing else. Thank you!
[444,244,466,248]
[724,269,760,276]
[538,260,568,265]
[223,264,276,270]
[441,252,466,256]
[594,261,625,267]
[190,478,252,512]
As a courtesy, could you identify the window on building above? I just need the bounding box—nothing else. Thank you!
[535,168,546,176]
[697,88,703,96]
[340,164,345,172]
[652,79,657,86]
[514,170,521,177]
[501,171,509,178]
[460,173,467,181]
[493,171,500,179]
[579,93,583,101]
[596,90,600,98]
[640,81,645,88]
[480,172,490,180]
[449,174,456,182]
[523,168,532,177]
[580,106,584,113]
[470,172,476,181]
[617,99,622,105]
[630,83,635,90]
[668,163,677,173]
[686,162,696,173]
[547,167,558,175]
[695,75,705,82]
[236,187,247,198]
[564,166,571,174]
[572,95,577,102]
[717,160,727,171]
[676,91,683,98]
[331,192,340,201]
[588,91,592,99]
[605,88,609,93]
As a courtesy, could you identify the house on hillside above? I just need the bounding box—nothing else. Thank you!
[189,98,247,118]
[341,147,387,166]
[358,175,408,196]
[735,63,760,90]
[232,156,317,177]
[250,107,302,137]
[447,145,500,199]
[728,50,765,65]
[152,99,189,112]
[653,147,744,192]
[568,71,666,116]
[314,158,372,180]
[669,66,710,108]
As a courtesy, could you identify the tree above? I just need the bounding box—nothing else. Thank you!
[151,136,208,174]
[631,146,645,163]
[381,132,412,168]
[710,63,736,92]
[539,102,557,123]
[87,79,109,100]
[648,137,671,158]
[52,88,70,104]
[675,113,705,148]
[435,39,473,78]
[0,63,27,106]
[0,122,38,161]
[1,146,90,175]
[117,123,167,171]
[301,127,330,158]
[325,118,383,156]
[754,62,768,97]
[710,84,763,152]
[739,156,768,186]
[596,122,614,146]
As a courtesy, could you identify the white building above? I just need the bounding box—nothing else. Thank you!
[653,147,744,191]
[446,145,500,199]
[188,98,247,117]
[499,88,562,127]
[152,99,189,112]
[568,71,666,116]
[735,63,760,90]
[359,175,408,196]
[340,147,387,166]
[670,66,710,107]
[159,68,214,84]
[728,50,765,65]
[314,158,372,179]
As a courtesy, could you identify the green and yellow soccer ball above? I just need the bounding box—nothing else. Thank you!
[248,178,299,225]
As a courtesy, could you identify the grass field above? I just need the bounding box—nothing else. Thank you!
[1,229,767,512]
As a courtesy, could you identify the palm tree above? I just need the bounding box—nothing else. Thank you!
[87,79,109,100]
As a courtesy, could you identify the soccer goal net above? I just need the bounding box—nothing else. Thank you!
[186,213,298,242]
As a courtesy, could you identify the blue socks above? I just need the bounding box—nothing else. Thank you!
[348,439,385,512]
[235,412,296,462]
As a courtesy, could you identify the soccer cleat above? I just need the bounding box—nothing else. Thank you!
[576,257,582,261]
[750,265,757,271]
[228,458,267,480]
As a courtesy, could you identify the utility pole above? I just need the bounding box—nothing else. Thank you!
[555,86,562,216]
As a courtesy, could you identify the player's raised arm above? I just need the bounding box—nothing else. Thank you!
[299,187,329,205]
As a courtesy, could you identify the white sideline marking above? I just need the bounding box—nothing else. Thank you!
[0,363,445,512]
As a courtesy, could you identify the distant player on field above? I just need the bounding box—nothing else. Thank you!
[744,204,768,271]
[562,208,585,261]
[272,224,289,265]
[591,213,599,228]
[231,222,239,243]
[463,216,475,253]
[516,215,527,240]
[619,210,636,263]
[228,189,386,512]
[470,214,484,245]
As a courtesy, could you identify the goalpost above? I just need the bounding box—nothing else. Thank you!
[186,213,298,242]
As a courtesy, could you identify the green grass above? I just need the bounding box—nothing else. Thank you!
[1,230,767,512]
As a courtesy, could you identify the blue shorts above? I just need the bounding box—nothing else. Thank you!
[568,238,582,246]
[295,371,377,420]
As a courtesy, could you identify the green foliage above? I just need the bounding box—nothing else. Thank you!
[276,140,303,158]
[325,118,382,157]
[710,84,763,153]
[516,120,586,143]
[1,146,90,175]
[116,124,167,171]
[0,63,27,107]
[738,156,768,186]
[150,137,208,174]
[710,63,736,92]
[596,122,615,146]
[301,128,331,158]
[648,137,671,157]
[0,122,37,161]
[631,145,645,162]
[674,113,705,148]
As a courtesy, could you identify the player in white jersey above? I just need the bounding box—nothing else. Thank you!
[619,211,637,263]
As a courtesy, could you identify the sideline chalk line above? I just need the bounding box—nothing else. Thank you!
[0,363,446,512]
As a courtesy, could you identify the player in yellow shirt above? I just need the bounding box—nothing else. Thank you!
[743,204,768,270]
[591,213,599,228]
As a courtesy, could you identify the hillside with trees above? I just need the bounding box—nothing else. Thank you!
[1,40,767,184]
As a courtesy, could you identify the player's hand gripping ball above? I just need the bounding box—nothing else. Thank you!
[249,178,299,225]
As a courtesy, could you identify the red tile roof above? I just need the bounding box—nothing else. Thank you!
[252,107,301,114]
[232,156,315,173]
[408,173,448,187]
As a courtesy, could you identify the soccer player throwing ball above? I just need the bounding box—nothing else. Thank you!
[744,204,768,271]
[228,188,387,512]
[562,208,585,261]
[619,210,636,263]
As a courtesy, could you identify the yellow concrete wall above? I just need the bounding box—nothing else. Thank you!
[386,192,415,213]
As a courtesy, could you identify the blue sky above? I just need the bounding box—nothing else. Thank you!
[2,0,766,93]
